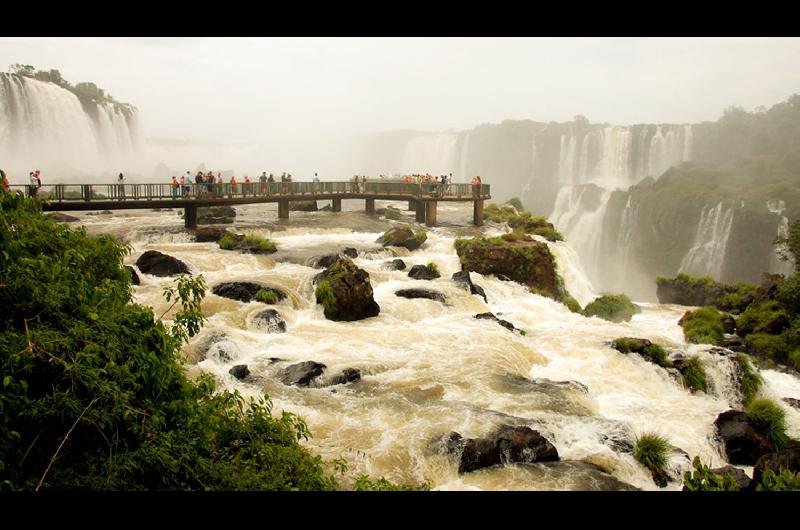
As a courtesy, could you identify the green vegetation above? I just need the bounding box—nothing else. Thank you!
[244,235,277,253]
[562,294,582,314]
[384,207,401,220]
[737,300,790,336]
[582,294,639,323]
[734,353,763,406]
[426,262,440,276]
[633,433,670,477]
[756,469,800,490]
[483,203,564,242]
[745,399,789,449]
[680,306,726,345]
[254,289,279,304]
[352,476,430,491]
[218,232,236,250]
[505,197,525,212]
[680,356,708,393]
[744,333,791,364]
[413,229,428,246]
[610,338,672,368]
[218,232,276,254]
[314,279,337,316]
[682,457,742,491]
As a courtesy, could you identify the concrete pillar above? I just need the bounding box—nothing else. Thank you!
[425,201,437,227]
[278,199,290,219]
[184,205,197,229]
[365,198,375,215]
[415,201,426,223]
[331,198,342,212]
[473,199,484,226]
[407,200,416,211]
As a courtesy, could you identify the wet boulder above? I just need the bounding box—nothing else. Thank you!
[45,212,80,223]
[135,250,191,277]
[714,410,775,465]
[709,465,753,490]
[396,289,446,304]
[193,227,228,242]
[212,282,286,303]
[376,227,427,251]
[442,425,559,473]
[329,368,361,386]
[229,364,250,380]
[280,361,327,386]
[252,309,287,333]
[125,265,140,286]
[783,398,800,410]
[383,258,407,271]
[343,247,358,258]
[408,264,441,280]
[475,312,517,332]
[312,254,340,269]
[289,200,318,212]
[197,206,236,224]
[752,442,800,486]
[452,270,488,302]
[314,257,380,321]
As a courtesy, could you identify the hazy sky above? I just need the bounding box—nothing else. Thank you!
[3,37,800,145]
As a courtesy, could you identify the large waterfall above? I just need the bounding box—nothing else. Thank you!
[678,202,735,278]
[768,200,796,277]
[0,73,141,179]
[400,134,459,176]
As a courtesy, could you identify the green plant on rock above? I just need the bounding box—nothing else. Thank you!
[744,333,791,364]
[255,289,279,304]
[737,301,790,337]
[734,353,763,406]
[218,232,236,250]
[634,433,670,477]
[243,234,276,252]
[682,457,740,491]
[642,344,671,368]
[352,475,431,491]
[385,208,401,220]
[315,279,337,316]
[755,469,800,491]
[414,229,427,246]
[680,307,726,346]
[681,356,708,393]
[745,398,789,449]
[582,294,639,323]
[505,197,525,212]
[426,262,440,275]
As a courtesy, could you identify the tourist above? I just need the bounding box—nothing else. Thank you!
[1,169,10,193]
[230,175,237,193]
[29,172,38,197]
[118,172,126,200]
[182,172,191,196]
[259,172,267,195]
[244,175,251,196]
[171,176,179,198]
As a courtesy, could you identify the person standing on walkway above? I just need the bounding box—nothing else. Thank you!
[1,169,10,194]
[29,172,38,197]
[117,172,126,200]
[171,176,179,198]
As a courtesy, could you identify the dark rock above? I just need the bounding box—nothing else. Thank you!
[268,357,285,364]
[125,265,140,285]
[408,264,440,280]
[329,368,361,385]
[714,410,775,465]
[656,276,728,307]
[45,212,79,222]
[452,270,488,302]
[218,232,277,254]
[101,210,112,215]
[289,200,318,212]
[229,364,250,380]
[383,259,407,271]
[720,336,743,351]
[721,314,737,334]
[252,309,287,333]
[315,257,380,321]
[600,434,634,454]
[135,250,191,277]
[610,337,652,353]
[376,227,427,251]
[396,289,446,303]
[280,361,327,386]
[710,465,753,490]
[320,203,333,211]
[762,313,791,335]
[783,397,800,410]
[752,442,800,486]
[212,282,286,303]
[343,247,358,258]
[475,312,516,332]
[442,425,558,473]
[193,227,228,242]
[313,254,340,269]
[753,273,784,305]
[198,206,236,224]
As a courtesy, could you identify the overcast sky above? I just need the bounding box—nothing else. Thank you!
[3,36,800,145]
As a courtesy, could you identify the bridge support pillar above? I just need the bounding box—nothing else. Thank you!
[408,200,416,211]
[184,206,197,229]
[332,198,342,212]
[278,199,290,219]
[365,198,375,215]
[415,201,426,223]
[425,201,437,227]
[473,200,484,226]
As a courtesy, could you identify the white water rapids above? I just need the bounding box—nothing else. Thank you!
[77,201,800,491]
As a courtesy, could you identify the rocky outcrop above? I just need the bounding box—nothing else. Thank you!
[45,212,79,223]
[343,247,358,258]
[289,200,318,212]
[218,232,277,254]
[396,289,446,304]
[452,270,488,302]
[408,264,440,280]
[135,250,191,277]
[211,282,286,303]
[125,265,140,285]
[656,274,754,313]
[229,364,250,380]
[313,254,340,269]
[714,410,775,465]
[329,368,361,386]
[197,206,236,224]
[752,442,800,485]
[709,465,753,490]
[252,309,287,333]
[383,259,407,271]
[454,237,564,301]
[314,257,380,321]
[475,312,517,332]
[442,425,559,473]
[193,227,228,242]
[376,227,427,251]
[784,397,800,410]
[280,361,327,386]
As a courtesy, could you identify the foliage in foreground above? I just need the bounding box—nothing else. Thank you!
[683,456,800,491]
[633,433,670,476]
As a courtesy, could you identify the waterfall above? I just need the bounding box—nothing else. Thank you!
[520,136,537,198]
[458,132,471,182]
[678,202,735,279]
[400,134,458,175]
[767,200,795,276]
[0,73,141,179]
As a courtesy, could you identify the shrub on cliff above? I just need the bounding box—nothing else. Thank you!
[745,399,789,449]
[582,294,639,323]
[679,306,726,345]
[634,433,670,479]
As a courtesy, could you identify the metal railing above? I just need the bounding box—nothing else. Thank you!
[7,181,491,202]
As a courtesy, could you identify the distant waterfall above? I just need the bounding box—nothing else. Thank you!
[767,200,795,276]
[0,73,140,179]
[457,132,470,182]
[678,202,735,279]
[400,134,458,176]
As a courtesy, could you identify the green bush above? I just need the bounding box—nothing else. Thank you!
[384,208,401,220]
[641,344,671,368]
[790,350,800,371]
[0,193,337,490]
[776,275,800,314]
[744,333,791,364]
[426,262,440,275]
[634,433,670,477]
[745,399,789,449]
[505,197,525,212]
[734,353,763,406]
[255,289,279,304]
[352,476,430,491]
[562,294,582,314]
[218,233,235,250]
[682,457,740,491]
[243,235,277,253]
[414,230,428,246]
[755,469,800,490]
[680,306,726,345]
[582,294,639,323]
[681,356,707,393]
[737,301,790,337]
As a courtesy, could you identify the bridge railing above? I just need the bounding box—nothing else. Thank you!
[7,182,491,202]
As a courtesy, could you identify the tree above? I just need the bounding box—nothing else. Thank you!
[8,64,35,77]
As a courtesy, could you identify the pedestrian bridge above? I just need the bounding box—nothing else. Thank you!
[16,181,491,228]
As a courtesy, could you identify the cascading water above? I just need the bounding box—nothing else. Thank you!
[74,201,800,490]
[0,73,141,179]
[678,202,735,279]
[767,200,795,277]
[400,134,458,176]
